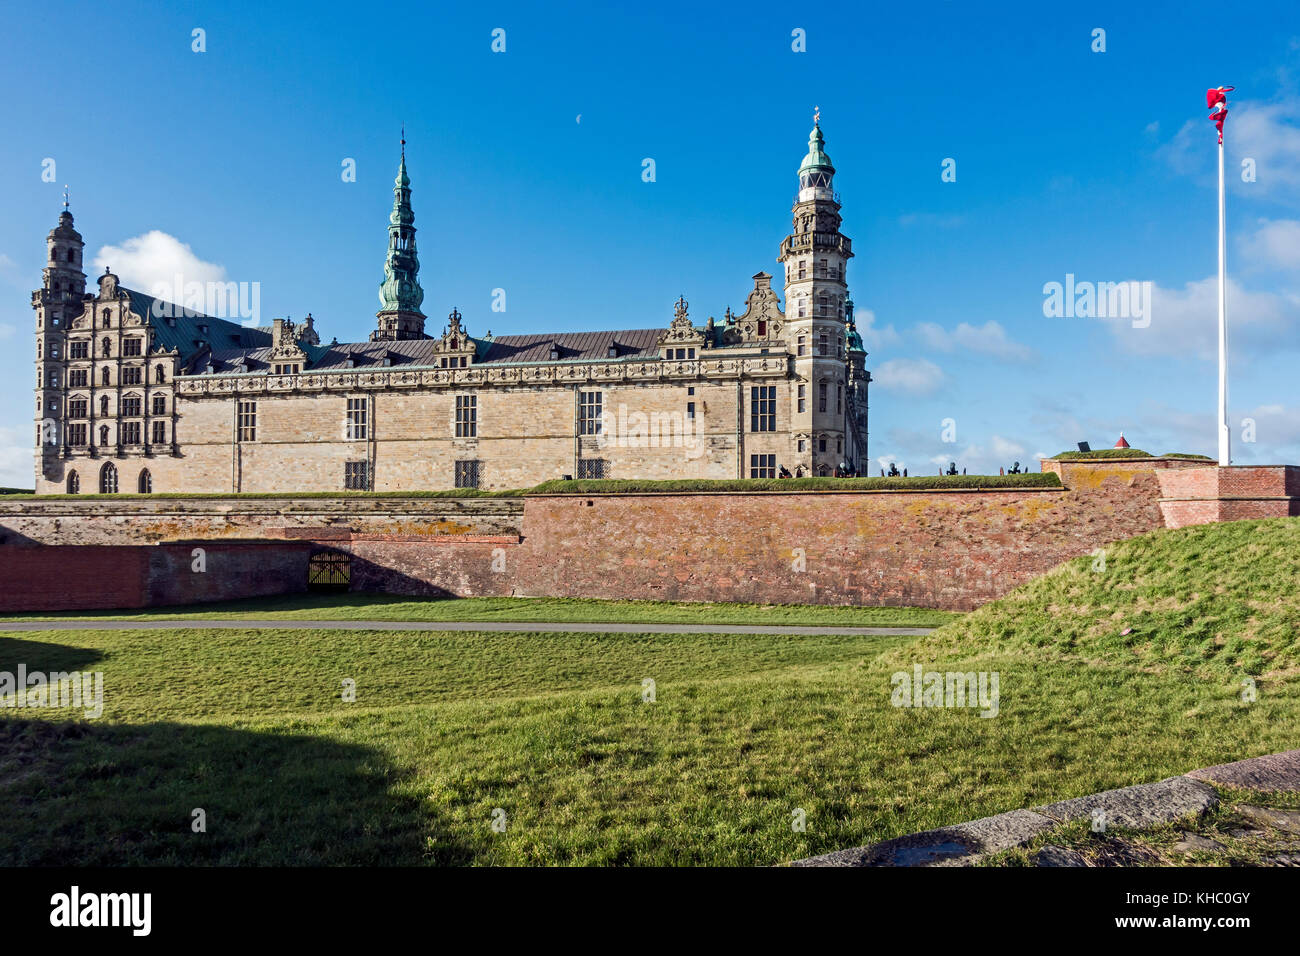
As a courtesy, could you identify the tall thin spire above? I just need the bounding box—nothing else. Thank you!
[374,134,426,340]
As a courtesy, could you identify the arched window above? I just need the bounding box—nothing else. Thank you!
[99,462,118,493]
[155,364,165,383]
[66,248,75,262]
[66,471,79,494]
[137,469,152,494]
[101,367,110,386]
[100,395,109,417]
[102,310,111,328]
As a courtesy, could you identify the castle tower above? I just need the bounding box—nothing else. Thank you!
[33,195,87,472]
[779,113,855,475]
[373,137,426,341]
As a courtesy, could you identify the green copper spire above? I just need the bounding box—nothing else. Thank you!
[378,136,424,316]
[798,109,835,188]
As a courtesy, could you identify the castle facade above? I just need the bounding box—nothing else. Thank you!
[32,120,870,494]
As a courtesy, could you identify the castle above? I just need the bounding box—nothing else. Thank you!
[32,119,870,494]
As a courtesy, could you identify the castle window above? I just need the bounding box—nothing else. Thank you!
[49,342,60,360]
[138,469,152,494]
[70,341,88,359]
[607,345,618,358]
[101,367,110,386]
[757,321,767,338]
[344,460,370,490]
[818,438,827,452]
[749,454,776,479]
[837,385,843,414]
[346,398,368,440]
[122,397,141,417]
[797,336,806,356]
[818,297,828,317]
[818,332,829,356]
[152,420,166,444]
[99,461,118,493]
[797,439,806,453]
[66,249,74,262]
[687,387,695,395]
[123,338,142,356]
[100,395,110,417]
[48,370,59,388]
[837,438,843,454]
[577,391,602,436]
[576,459,605,480]
[237,401,257,442]
[99,424,110,447]
[818,382,827,413]
[797,384,806,413]
[70,370,88,388]
[750,385,776,432]
[101,337,111,357]
[549,346,560,360]
[798,299,806,318]
[798,260,806,280]
[102,310,110,328]
[122,367,142,385]
[686,402,695,419]
[153,394,166,415]
[69,399,87,419]
[66,471,79,494]
[455,395,477,438]
[68,424,87,446]
[122,422,141,444]
[454,460,481,488]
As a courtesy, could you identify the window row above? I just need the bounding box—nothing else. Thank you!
[64,394,168,418]
[47,364,168,387]
[65,463,153,495]
[60,421,168,447]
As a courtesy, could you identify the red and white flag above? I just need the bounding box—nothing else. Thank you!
[1206,86,1234,144]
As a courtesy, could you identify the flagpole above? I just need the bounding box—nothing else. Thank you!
[1216,98,1231,466]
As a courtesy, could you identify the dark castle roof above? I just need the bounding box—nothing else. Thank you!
[200,327,669,374]
[123,288,271,363]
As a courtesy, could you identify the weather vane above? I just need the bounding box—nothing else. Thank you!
[62,184,69,210]
[814,105,820,125]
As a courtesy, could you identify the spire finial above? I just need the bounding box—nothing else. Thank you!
[62,184,69,210]
[813,106,820,126]
[400,123,405,158]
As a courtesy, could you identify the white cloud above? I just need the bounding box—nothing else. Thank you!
[990,435,1027,460]
[853,306,902,353]
[873,357,945,395]
[1097,275,1300,359]
[914,320,1035,362]
[1239,218,1300,272]
[1160,96,1300,202]
[0,426,34,489]
[93,231,227,295]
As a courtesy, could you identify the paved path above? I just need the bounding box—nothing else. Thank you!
[0,619,934,637]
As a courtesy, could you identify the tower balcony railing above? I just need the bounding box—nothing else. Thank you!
[793,192,842,206]
[781,235,853,257]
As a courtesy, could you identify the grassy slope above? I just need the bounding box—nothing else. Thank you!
[2,518,1296,866]
[1,594,958,628]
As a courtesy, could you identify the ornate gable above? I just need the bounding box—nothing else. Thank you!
[432,308,476,368]
[722,273,784,346]
[657,296,705,356]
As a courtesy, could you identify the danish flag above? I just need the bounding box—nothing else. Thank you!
[1207,86,1234,144]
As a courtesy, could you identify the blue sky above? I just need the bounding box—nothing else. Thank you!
[1,0,1297,484]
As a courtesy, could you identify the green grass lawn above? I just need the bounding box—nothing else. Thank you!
[2,518,1296,866]
[0,594,957,628]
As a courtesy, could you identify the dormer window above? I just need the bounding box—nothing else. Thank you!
[607,345,618,359]
[198,324,209,335]
[549,346,560,360]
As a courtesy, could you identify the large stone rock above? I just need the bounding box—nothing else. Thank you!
[792,809,1055,867]
[1034,776,1218,830]
[1188,750,1300,793]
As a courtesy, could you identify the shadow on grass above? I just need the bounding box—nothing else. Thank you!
[0,717,474,866]
[0,636,105,675]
